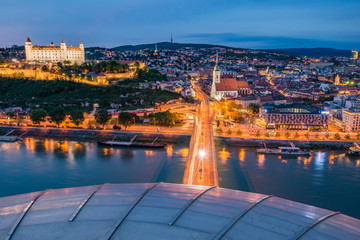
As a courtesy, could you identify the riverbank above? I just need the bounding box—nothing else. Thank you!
[0,125,355,150]
[0,126,191,145]
[216,136,354,150]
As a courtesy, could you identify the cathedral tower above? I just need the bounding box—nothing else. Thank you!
[211,53,221,98]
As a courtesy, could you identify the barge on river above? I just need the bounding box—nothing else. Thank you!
[98,135,166,149]
[257,142,310,156]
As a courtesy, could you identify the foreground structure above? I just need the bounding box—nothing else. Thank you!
[0,183,359,240]
[25,38,85,64]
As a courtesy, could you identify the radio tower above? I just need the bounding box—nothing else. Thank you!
[171,33,173,43]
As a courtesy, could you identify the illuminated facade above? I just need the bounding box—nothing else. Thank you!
[25,38,85,64]
[351,50,358,61]
[260,103,329,129]
[343,109,360,131]
[211,54,251,100]
[350,50,358,66]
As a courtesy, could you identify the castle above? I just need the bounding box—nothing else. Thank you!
[25,38,85,65]
[211,54,251,100]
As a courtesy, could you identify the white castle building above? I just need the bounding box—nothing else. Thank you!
[25,38,85,64]
[211,54,251,100]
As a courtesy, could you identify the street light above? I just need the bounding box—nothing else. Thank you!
[199,149,206,158]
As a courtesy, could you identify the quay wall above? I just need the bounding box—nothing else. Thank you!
[0,125,354,149]
[0,126,191,144]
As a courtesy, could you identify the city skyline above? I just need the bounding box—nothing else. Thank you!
[1,0,360,49]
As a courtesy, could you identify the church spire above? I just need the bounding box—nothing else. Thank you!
[214,53,220,71]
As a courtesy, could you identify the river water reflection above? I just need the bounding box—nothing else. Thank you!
[216,146,360,219]
[0,138,359,219]
[0,138,187,198]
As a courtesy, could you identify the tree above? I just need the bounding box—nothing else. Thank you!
[7,112,16,119]
[275,132,281,138]
[133,62,140,69]
[345,134,350,140]
[153,111,178,127]
[304,133,310,139]
[63,60,72,66]
[334,133,341,140]
[247,104,260,115]
[95,109,112,128]
[285,131,290,139]
[232,111,244,123]
[49,107,66,127]
[236,129,243,136]
[30,109,47,126]
[325,132,330,139]
[118,112,134,130]
[70,110,85,128]
[42,65,49,72]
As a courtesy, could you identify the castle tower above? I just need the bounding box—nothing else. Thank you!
[60,40,66,50]
[211,53,221,98]
[25,37,33,62]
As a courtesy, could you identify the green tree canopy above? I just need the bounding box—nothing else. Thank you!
[69,110,85,127]
[41,65,49,72]
[118,112,134,130]
[247,104,260,114]
[133,62,140,69]
[95,109,112,128]
[151,111,179,127]
[49,107,66,127]
[30,109,47,126]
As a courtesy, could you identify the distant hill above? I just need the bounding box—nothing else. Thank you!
[112,42,246,51]
[263,48,351,58]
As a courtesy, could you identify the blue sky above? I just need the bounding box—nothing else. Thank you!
[1,0,359,49]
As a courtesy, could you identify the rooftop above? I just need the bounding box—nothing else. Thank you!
[263,103,325,114]
[0,183,359,240]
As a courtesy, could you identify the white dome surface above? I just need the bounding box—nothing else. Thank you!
[0,183,359,240]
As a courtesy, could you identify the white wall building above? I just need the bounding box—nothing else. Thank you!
[25,38,85,65]
[343,109,360,132]
[211,54,250,100]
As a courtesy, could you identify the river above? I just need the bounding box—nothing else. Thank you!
[0,138,359,219]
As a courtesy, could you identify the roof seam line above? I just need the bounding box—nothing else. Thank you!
[103,182,162,240]
[69,183,109,222]
[294,212,341,240]
[168,186,216,226]
[211,195,273,240]
[5,190,48,240]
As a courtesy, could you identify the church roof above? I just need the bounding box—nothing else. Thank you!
[0,183,359,240]
[215,78,238,91]
[237,80,250,88]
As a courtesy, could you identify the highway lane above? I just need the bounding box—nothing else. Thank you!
[183,83,218,186]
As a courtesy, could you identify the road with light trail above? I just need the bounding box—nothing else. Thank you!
[183,83,218,186]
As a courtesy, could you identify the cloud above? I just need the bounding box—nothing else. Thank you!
[180,33,360,49]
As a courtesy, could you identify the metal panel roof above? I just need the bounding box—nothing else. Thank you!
[0,183,359,240]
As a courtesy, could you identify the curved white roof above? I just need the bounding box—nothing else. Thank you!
[0,183,359,240]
